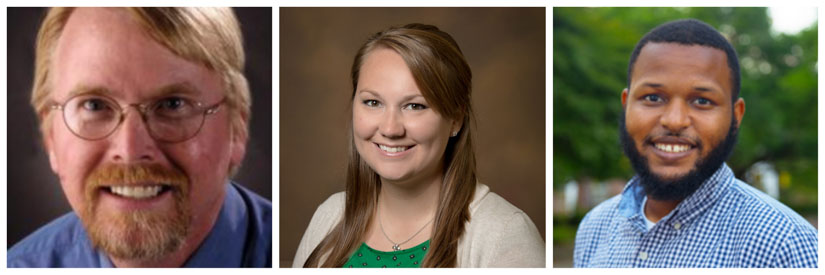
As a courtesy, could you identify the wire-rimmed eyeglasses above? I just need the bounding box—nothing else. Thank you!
[50,93,225,143]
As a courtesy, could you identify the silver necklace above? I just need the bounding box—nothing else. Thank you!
[378,204,434,251]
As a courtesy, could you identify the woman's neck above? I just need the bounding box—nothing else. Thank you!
[378,172,441,224]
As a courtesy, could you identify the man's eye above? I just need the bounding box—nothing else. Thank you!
[159,97,186,110]
[81,98,111,111]
[404,103,428,110]
[642,94,663,102]
[693,98,713,106]
[154,97,194,118]
[363,100,380,107]
[70,96,117,121]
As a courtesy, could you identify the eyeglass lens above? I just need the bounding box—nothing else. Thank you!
[61,94,209,142]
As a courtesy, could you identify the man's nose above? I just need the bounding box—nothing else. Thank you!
[660,100,690,133]
[379,108,405,138]
[107,109,160,163]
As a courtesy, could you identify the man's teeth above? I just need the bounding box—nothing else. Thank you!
[379,144,409,153]
[655,143,691,153]
[109,186,163,199]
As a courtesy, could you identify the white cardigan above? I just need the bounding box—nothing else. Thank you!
[292,184,545,267]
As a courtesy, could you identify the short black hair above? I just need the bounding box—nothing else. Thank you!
[627,19,741,101]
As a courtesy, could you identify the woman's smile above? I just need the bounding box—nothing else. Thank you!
[375,142,415,156]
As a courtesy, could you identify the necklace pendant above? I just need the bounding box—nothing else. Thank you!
[392,244,401,251]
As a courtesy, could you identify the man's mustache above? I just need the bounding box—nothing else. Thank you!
[85,163,189,201]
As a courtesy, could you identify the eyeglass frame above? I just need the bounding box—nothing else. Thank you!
[49,93,226,143]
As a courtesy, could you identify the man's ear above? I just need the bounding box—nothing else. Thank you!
[230,128,248,171]
[621,88,629,107]
[44,121,60,175]
[733,97,746,128]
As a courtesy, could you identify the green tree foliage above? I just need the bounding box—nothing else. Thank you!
[553,7,817,212]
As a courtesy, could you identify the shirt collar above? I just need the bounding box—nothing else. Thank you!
[183,181,248,267]
[618,163,735,228]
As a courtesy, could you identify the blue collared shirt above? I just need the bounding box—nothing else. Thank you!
[8,182,271,267]
[574,163,817,267]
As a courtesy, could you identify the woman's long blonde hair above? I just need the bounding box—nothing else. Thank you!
[304,23,476,268]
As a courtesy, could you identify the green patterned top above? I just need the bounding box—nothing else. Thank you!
[343,240,430,268]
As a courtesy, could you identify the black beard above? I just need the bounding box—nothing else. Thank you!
[619,111,739,201]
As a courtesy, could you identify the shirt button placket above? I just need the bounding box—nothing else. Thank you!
[673,222,682,230]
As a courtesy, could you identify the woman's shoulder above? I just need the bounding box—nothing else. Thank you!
[460,183,545,267]
[316,191,346,214]
[292,191,346,267]
[469,184,529,220]
[308,192,346,231]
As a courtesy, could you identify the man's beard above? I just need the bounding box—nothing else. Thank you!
[82,163,191,262]
[619,111,739,201]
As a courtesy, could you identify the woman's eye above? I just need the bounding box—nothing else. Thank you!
[642,94,663,103]
[363,100,380,107]
[404,103,428,110]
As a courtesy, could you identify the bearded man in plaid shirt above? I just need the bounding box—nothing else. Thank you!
[574,19,817,268]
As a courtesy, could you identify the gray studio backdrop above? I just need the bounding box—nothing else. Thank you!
[280,7,546,267]
[6,7,272,247]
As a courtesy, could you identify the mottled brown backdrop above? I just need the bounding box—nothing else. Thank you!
[280,7,545,266]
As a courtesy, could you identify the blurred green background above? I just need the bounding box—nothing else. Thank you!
[553,7,817,267]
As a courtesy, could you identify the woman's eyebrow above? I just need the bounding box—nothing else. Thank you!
[357,89,381,98]
[355,89,425,102]
[400,94,425,102]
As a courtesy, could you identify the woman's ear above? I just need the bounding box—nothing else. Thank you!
[451,119,463,137]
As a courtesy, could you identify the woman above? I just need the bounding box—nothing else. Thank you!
[293,23,544,268]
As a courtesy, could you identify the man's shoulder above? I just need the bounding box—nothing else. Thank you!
[228,182,272,267]
[228,182,272,237]
[573,193,623,267]
[578,194,623,229]
[230,182,272,211]
[229,181,272,229]
[699,178,817,267]
[8,212,95,267]
[721,180,817,242]
[724,179,816,234]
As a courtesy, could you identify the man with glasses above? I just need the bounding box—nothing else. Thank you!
[8,7,271,267]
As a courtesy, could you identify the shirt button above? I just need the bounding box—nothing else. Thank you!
[673,223,682,230]
[639,251,648,260]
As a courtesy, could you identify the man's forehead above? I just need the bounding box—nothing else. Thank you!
[638,42,728,61]
[631,42,732,94]
[61,8,139,40]
[52,8,222,102]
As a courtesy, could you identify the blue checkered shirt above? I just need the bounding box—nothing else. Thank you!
[574,163,818,267]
